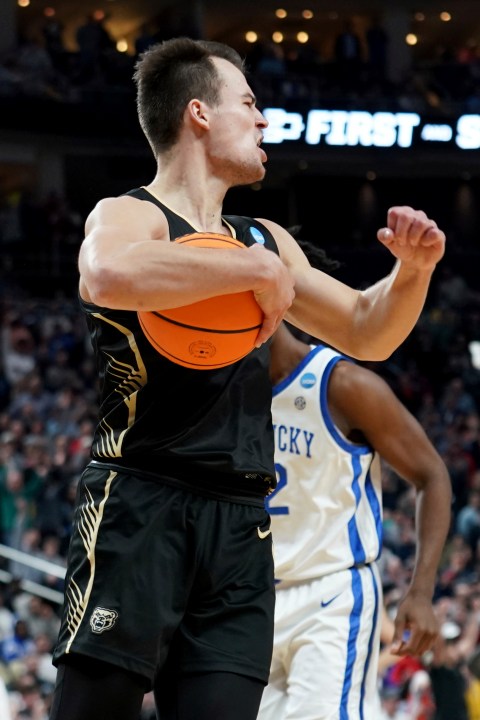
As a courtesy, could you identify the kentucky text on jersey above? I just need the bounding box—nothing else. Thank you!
[272,424,314,458]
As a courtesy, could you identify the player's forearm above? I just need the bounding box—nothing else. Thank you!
[355,260,435,360]
[408,481,452,597]
[81,239,274,311]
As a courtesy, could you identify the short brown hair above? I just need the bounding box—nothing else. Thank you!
[133,37,245,155]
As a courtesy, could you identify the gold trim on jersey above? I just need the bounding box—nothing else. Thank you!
[92,313,147,458]
[65,471,117,653]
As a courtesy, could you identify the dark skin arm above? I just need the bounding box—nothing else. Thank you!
[329,361,452,657]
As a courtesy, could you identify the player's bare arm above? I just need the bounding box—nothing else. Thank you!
[258,206,446,361]
[79,195,295,324]
[329,362,452,657]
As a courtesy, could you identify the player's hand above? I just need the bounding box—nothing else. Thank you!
[249,244,295,346]
[377,206,446,270]
[390,592,439,657]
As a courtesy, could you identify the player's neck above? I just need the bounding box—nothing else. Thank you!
[270,342,310,386]
[146,184,227,235]
[147,161,228,234]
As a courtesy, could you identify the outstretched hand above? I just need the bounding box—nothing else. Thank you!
[377,206,446,270]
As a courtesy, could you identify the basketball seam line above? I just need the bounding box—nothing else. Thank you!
[139,319,252,368]
[150,311,262,334]
[176,235,244,248]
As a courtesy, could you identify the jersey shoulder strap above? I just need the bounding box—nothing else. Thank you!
[123,187,195,239]
[222,215,279,254]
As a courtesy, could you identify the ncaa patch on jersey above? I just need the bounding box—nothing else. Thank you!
[249,226,266,244]
[300,372,316,388]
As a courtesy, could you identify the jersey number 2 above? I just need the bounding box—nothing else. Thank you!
[265,462,289,515]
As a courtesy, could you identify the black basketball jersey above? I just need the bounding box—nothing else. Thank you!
[80,187,279,496]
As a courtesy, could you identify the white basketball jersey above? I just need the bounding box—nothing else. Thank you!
[267,344,383,583]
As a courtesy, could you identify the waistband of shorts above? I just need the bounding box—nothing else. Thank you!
[274,563,373,588]
[88,460,271,507]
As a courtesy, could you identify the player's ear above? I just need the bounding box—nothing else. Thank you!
[187,99,209,130]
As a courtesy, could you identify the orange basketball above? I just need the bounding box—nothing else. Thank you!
[137,232,264,370]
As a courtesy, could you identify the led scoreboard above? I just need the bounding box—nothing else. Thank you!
[262,108,480,151]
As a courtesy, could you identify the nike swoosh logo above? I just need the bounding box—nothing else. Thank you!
[321,593,341,608]
[257,527,272,539]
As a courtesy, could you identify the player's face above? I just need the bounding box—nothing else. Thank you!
[207,58,268,186]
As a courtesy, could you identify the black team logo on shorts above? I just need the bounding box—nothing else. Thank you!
[90,607,118,634]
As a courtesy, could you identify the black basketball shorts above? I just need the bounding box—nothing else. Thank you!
[52,464,275,688]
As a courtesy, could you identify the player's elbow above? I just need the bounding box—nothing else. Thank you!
[83,263,127,308]
[437,465,453,503]
[416,461,452,498]
[361,346,393,362]
[345,338,394,362]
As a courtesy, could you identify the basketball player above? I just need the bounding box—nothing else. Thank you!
[49,38,446,720]
[257,322,452,720]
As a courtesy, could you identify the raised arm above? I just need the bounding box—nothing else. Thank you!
[259,206,446,360]
[329,361,452,656]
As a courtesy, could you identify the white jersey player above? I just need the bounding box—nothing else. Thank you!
[258,323,451,720]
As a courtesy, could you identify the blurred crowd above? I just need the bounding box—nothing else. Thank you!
[1,10,480,116]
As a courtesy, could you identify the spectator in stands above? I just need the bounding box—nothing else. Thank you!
[380,653,433,719]
[8,375,53,425]
[254,42,287,103]
[0,674,12,719]
[2,317,36,388]
[333,18,364,93]
[0,56,22,98]
[366,15,389,83]
[8,528,44,585]
[34,469,72,545]
[28,631,57,690]
[436,537,475,599]
[18,597,60,647]
[456,489,480,552]
[379,685,409,718]
[1,620,35,664]
[74,12,114,85]
[427,597,480,720]
[15,27,67,101]
[41,15,68,75]
[134,23,157,59]
[0,590,15,643]
[38,536,64,593]
[0,466,42,548]
[9,670,49,719]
